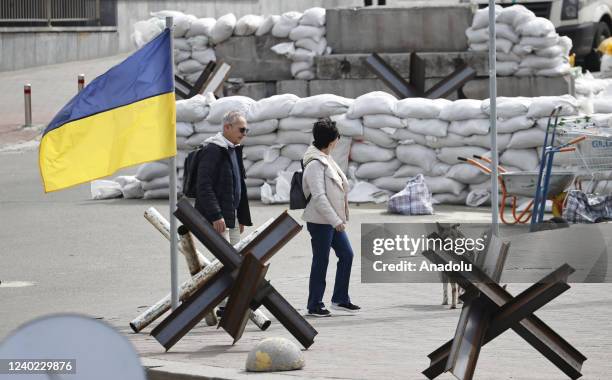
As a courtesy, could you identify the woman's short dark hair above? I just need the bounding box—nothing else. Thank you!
[312,117,339,150]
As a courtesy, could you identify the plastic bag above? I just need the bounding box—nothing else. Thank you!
[387,174,434,215]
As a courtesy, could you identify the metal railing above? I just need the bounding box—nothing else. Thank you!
[0,0,101,26]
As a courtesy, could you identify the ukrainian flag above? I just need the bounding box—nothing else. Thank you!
[39,29,176,193]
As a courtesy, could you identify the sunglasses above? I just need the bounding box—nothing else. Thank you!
[238,127,249,135]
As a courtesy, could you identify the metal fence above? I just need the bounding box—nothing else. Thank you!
[0,0,102,26]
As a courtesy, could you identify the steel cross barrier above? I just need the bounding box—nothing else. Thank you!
[150,198,318,350]
[364,52,476,99]
[422,232,586,380]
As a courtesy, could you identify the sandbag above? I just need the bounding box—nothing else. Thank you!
[516,17,555,37]
[241,133,277,146]
[373,177,409,193]
[142,175,170,191]
[393,129,428,145]
[497,52,522,63]
[289,25,325,42]
[136,161,168,181]
[132,18,163,47]
[206,96,255,123]
[496,38,514,55]
[448,119,490,136]
[396,144,437,171]
[290,94,353,118]
[394,98,451,119]
[519,56,564,70]
[508,128,547,149]
[176,136,190,150]
[174,50,191,63]
[439,99,487,121]
[472,5,502,29]
[210,13,236,44]
[186,17,216,37]
[278,117,318,131]
[363,127,398,149]
[481,97,531,118]
[294,70,315,80]
[187,35,209,49]
[243,145,270,161]
[121,179,144,199]
[432,191,469,205]
[534,45,563,58]
[464,133,512,150]
[394,164,424,178]
[194,120,221,133]
[331,114,364,136]
[277,130,312,145]
[271,42,296,57]
[300,7,326,27]
[500,148,539,171]
[246,178,265,187]
[248,94,299,122]
[144,188,170,199]
[356,159,402,179]
[255,15,279,36]
[291,48,316,62]
[536,64,570,77]
[426,133,464,149]
[247,185,261,200]
[186,132,215,148]
[446,164,488,184]
[424,176,465,196]
[592,97,612,114]
[295,37,327,55]
[281,144,309,160]
[191,48,216,65]
[90,180,122,200]
[466,27,488,44]
[246,156,292,179]
[351,142,395,162]
[291,61,313,77]
[496,23,520,43]
[234,14,263,36]
[526,95,578,118]
[176,122,194,137]
[271,11,302,38]
[497,4,535,28]
[497,61,519,76]
[248,119,279,136]
[363,114,405,129]
[177,59,205,74]
[406,118,448,137]
[519,34,559,49]
[437,146,488,165]
[346,91,398,119]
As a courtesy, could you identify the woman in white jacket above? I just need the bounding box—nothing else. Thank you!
[302,118,360,317]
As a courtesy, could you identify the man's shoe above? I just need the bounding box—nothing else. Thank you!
[308,307,332,317]
[331,302,361,312]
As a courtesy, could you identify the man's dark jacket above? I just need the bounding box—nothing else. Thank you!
[195,133,252,228]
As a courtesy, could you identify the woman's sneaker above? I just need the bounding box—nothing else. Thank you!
[331,302,361,312]
[308,306,332,317]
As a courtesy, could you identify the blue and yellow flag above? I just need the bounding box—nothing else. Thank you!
[39,29,176,192]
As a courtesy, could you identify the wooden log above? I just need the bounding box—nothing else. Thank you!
[130,216,275,333]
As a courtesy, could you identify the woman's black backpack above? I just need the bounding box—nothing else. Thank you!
[289,159,322,210]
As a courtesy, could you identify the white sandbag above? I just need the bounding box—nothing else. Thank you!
[396,144,437,171]
[91,180,122,200]
[234,15,263,36]
[394,98,450,119]
[351,142,395,163]
[132,19,163,47]
[300,7,325,27]
[393,129,428,145]
[534,45,563,58]
[500,148,539,171]
[519,34,559,49]
[277,130,312,145]
[496,38,514,55]
[515,67,535,77]
[256,15,279,36]
[472,5,502,29]
[432,191,469,205]
[466,27,489,44]
[281,144,309,160]
[187,35,209,49]
[136,161,168,181]
[437,146,488,165]
[241,133,277,146]
[186,132,215,148]
[246,157,292,179]
[355,159,402,179]
[520,56,563,70]
[559,35,573,56]
[513,44,533,56]
[496,51,522,62]
[439,99,486,121]
[372,177,409,193]
[348,181,389,203]
[406,118,448,137]
[496,23,520,43]
[289,25,325,42]
[424,176,465,196]
[448,119,490,136]
[271,11,302,38]
[142,175,170,191]
[294,70,315,80]
[194,120,221,133]
[248,119,279,136]
[516,17,555,37]
[429,161,451,176]
[206,96,255,123]
[346,91,398,119]
[246,178,265,187]
[497,4,535,28]
[446,164,488,184]
[143,188,170,199]
[295,37,327,55]
[177,59,205,74]
[176,136,190,150]
[243,159,253,171]
[176,122,194,137]
[331,114,364,136]
[363,114,406,129]
[508,128,547,149]
[263,144,281,163]
[482,97,531,118]
[290,94,353,118]
[592,97,612,114]
[291,48,316,62]
[497,61,519,76]
[278,117,317,131]
[191,48,216,65]
[173,37,191,51]
[174,50,191,63]
[394,164,423,178]
[526,95,578,118]
[210,13,236,44]
[464,133,512,150]
[121,180,144,199]
[466,189,490,207]
[363,127,398,149]
[248,94,298,122]
[186,17,216,37]
[425,133,464,149]
[291,61,313,77]
[536,64,570,77]
[469,43,489,52]
[271,42,296,57]
[243,145,269,161]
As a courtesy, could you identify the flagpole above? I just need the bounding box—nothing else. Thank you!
[166,16,179,311]
[488,1,500,236]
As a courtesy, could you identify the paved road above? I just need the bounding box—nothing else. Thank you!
[1,147,612,379]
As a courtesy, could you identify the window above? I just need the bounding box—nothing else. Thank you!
[0,0,117,27]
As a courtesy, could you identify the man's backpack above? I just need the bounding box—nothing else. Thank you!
[289,159,320,210]
[182,146,205,198]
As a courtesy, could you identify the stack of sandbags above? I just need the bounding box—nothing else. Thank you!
[271,7,329,79]
[466,5,572,77]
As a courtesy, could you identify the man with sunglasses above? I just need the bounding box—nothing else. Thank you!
[195,110,252,245]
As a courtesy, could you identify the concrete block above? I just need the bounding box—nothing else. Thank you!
[224,82,276,100]
[316,53,411,80]
[214,35,292,81]
[245,337,304,372]
[276,80,309,98]
[413,52,489,78]
[460,76,570,99]
[308,79,394,98]
[326,5,472,54]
